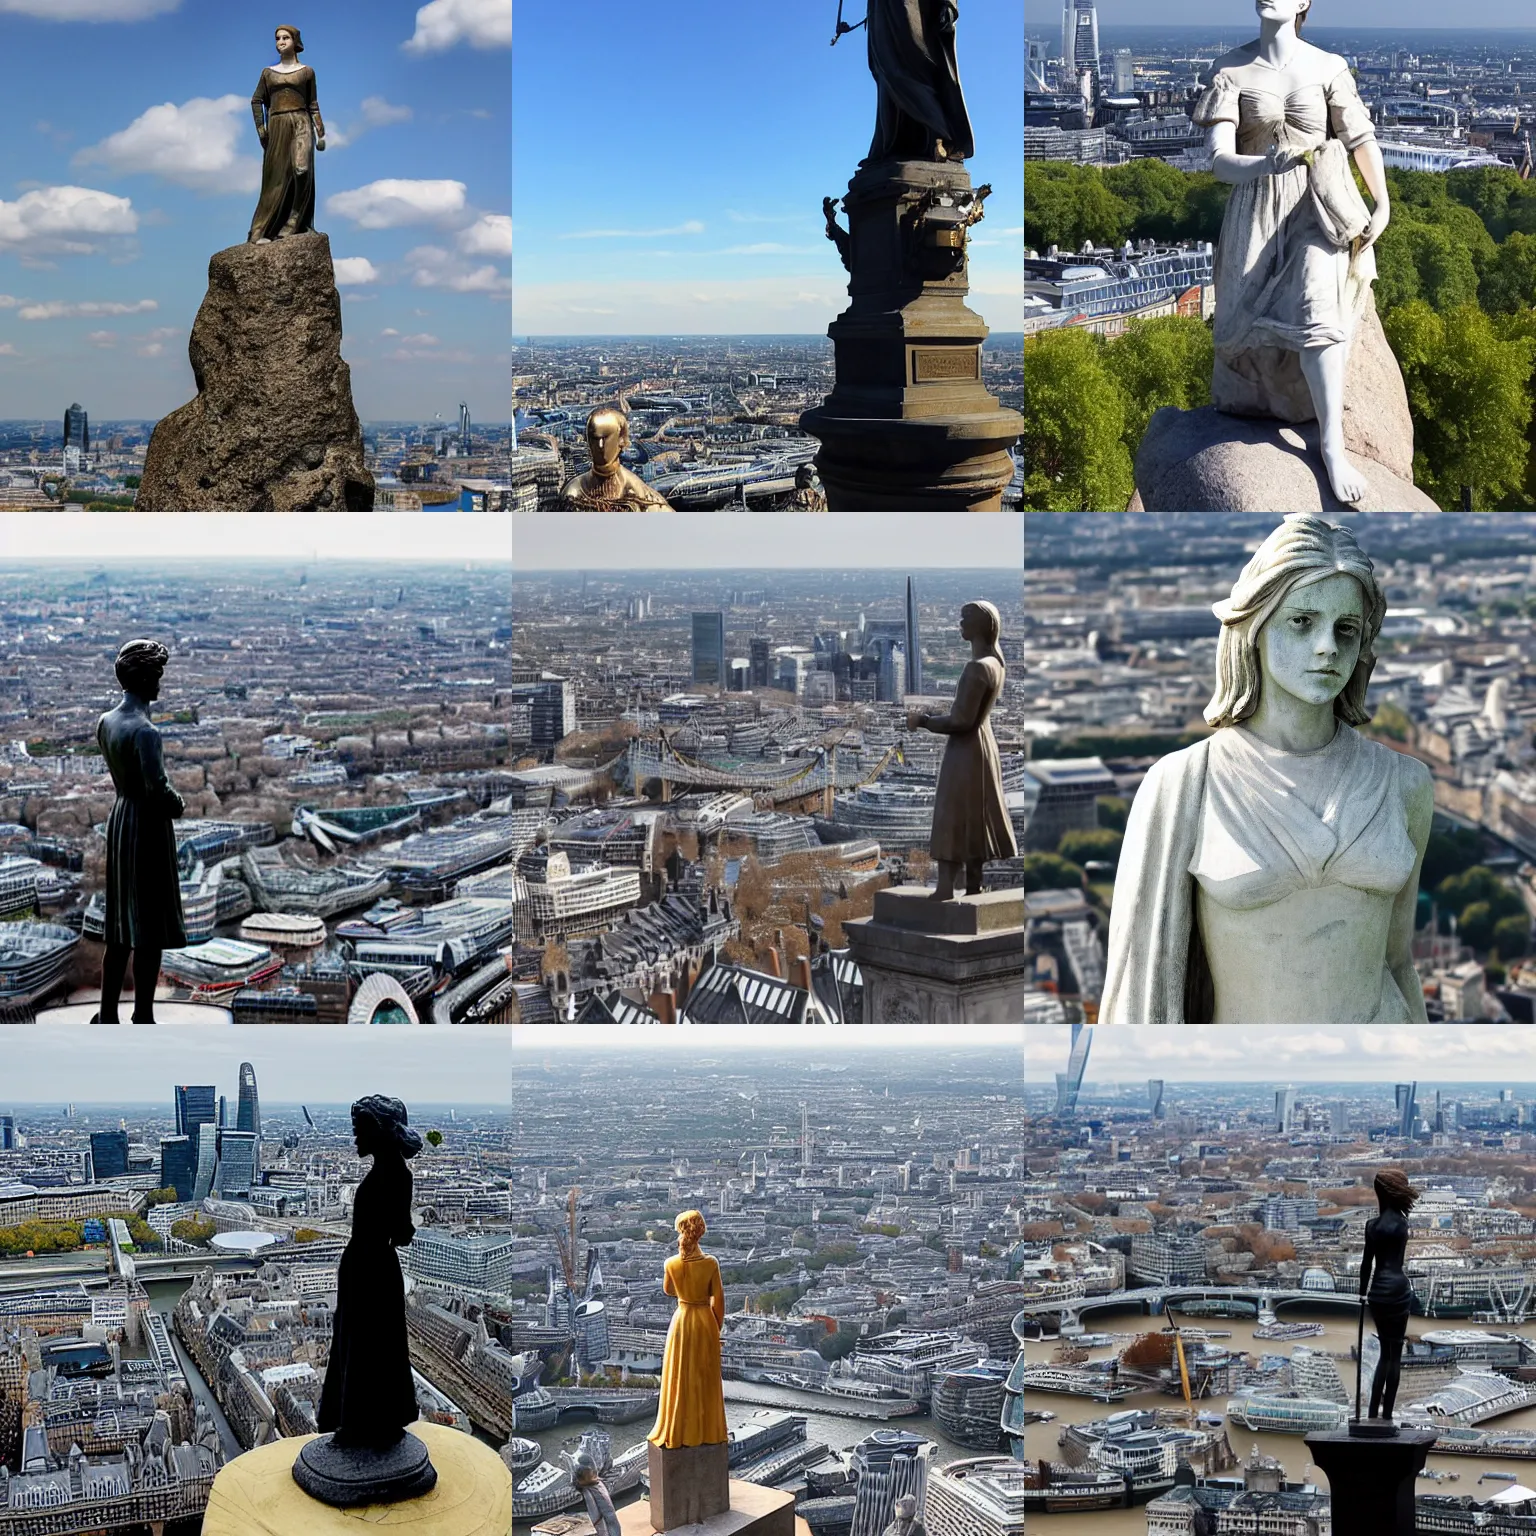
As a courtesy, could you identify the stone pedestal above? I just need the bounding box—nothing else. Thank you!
[844,886,1025,1022]
[799,159,1022,510]
[1305,1425,1436,1536]
[203,1421,511,1536]
[623,1476,796,1536]
[648,1441,730,1530]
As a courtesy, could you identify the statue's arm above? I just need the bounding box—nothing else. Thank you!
[911,664,984,735]
[1352,138,1389,247]
[251,72,268,144]
[137,726,185,820]
[711,1259,725,1328]
[1207,122,1293,186]
[1388,764,1433,1024]
[310,72,326,149]
[662,1261,677,1298]
[1358,1229,1374,1296]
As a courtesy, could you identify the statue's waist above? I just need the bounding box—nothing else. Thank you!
[267,96,312,115]
[676,1299,714,1308]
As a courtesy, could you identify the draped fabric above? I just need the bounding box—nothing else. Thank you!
[317,1153,419,1446]
[249,65,322,242]
[927,658,1017,865]
[866,0,975,161]
[648,1253,727,1448]
[1193,63,1379,420]
[97,704,186,950]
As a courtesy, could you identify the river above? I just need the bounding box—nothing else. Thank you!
[1023,1303,1536,1534]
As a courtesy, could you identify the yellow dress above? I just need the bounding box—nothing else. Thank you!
[648,1251,727,1447]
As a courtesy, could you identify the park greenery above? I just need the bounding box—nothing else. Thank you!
[1024,160,1536,510]
[0,1211,158,1258]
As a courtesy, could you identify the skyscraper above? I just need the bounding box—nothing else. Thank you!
[1113,47,1135,93]
[1054,1024,1092,1114]
[215,1131,257,1197]
[193,1122,218,1202]
[691,611,726,688]
[63,402,89,456]
[90,1130,129,1179]
[237,1062,261,1179]
[1061,0,1101,92]
[904,577,923,697]
[1396,1082,1418,1138]
[160,1136,197,1202]
[1147,1080,1165,1120]
[0,1115,14,1150]
[175,1085,217,1139]
[1275,1087,1296,1133]
[749,636,771,688]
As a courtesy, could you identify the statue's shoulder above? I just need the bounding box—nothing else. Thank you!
[1203,42,1259,83]
[1299,39,1351,78]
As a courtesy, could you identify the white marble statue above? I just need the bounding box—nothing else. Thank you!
[1101,515,1432,1024]
[1195,0,1391,506]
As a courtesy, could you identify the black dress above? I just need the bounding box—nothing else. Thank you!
[1363,1209,1412,1326]
[866,0,975,162]
[97,701,186,949]
[318,1151,418,1446]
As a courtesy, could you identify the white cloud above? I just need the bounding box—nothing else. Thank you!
[405,245,510,295]
[18,298,157,320]
[76,95,261,194]
[458,214,511,258]
[86,330,117,348]
[0,0,180,17]
[0,296,16,309]
[0,344,17,356]
[381,327,400,337]
[0,186,137,255]
[562,221,704,241]
[714,244,822,256]
[403,0,509,54]
[333,257,381,287]
[326,97,413,150]
[326,179,467,229]
[727,211,811,225]
[400,332,439,346]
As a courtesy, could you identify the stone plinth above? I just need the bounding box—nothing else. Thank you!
[203,1421,510,1535]
[844,885,1025,1022]
[138,233,375,511]
[799,159,1022,510]
[1305,1425,1435,1536]
[622,1477,796,1536]
[37,1002,233,1024]
[648,1440,730,1530]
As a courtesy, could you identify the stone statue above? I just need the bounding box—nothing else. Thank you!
[864,0,975,163]
[1359,1169,1418,1425]
[573,1452,622,1536]
[788,463,829,510]
[1101,515,1433,1024]
[94,641,185,1026]
[648,1210,727,1449]
[293,1095,437,1506]
[1195,0,1390,505]
[906,600,1017,901]
[558,406,674,511]
[882,1495,926,1536]
[249,24,326,243]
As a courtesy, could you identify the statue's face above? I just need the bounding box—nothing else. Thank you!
[1255,0,1310,26]
[275,28,296,55]
[1256,573,1364,709]
[587,413,626,472]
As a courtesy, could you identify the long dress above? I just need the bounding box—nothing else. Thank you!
[1192,60,1378,421]
[248,65,324,243]
[647,1252,727,1448]
[866,0,975,162]
[1100,723,1428,1023]
[317,1152,419,1447]
[97,702,186,950]
[926,656,1017,865]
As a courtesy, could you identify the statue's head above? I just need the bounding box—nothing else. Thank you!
[960,600,1003,653]
[894,1496,918,1521]
[572,1452,601,1487]
[275,24,304,56]
[1205,515,1383,731]
[1374,1168,1419,1214]
[675,1208,706,1249]
[350,1094,423,1161]
[115,639,169,704]
[586,406,630,473]
[795,464,817,489]
[1256,0,1311,32]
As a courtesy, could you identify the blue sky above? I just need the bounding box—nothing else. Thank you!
[1049,4,1535,25]
[0,0,509,422]
[512,0,1022,337]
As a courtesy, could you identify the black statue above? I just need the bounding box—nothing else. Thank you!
[1359,1168,1419,1424]
[865,0,975,164]
[95,640,185,1025]
[293,1096,437,1506]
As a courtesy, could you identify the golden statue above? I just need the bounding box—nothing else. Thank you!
[648,1210,727,1449]
[249,24,327,244]
[557,406,674,511]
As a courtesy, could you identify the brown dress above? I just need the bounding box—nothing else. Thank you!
[648,1251,727,1448]
[926,656,1017,864]
[248,65,324,243]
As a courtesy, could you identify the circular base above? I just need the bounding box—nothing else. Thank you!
[1348,1418,1402,1438]
[293,1431,438,1508]
[36,1001,233,1024]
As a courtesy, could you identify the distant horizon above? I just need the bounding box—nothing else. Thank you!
[514,334,1023,346]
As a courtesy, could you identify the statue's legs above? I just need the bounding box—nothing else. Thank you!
[1369,1309,1408,1419]
[1298,342,1368,505]
[97,942,131,1024]
[130,948,162,1025]
[964,859,984,896]
[931,860,959,901]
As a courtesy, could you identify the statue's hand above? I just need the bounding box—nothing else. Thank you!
[1359,201,1389,249]
[316,137,326,152]
[258,130,268,149]
[940,1,959,31]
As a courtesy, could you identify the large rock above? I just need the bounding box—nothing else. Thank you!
[138,234,374,511]
[1133,406,1440,512]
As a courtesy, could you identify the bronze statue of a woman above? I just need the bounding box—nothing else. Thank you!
[293,1095,437,1506]
[864,0,974,163]
[649,1210,727,1450]
[906,600,1017,901]
[95,640,184,1026]
[249,23,327,243]
[1358,1168,1418,1427]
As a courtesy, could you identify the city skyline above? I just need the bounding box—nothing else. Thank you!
[0,0,510,421]
[516,1024,1021,1053]
[512,0,1022,336]
[1041,7,1536,26]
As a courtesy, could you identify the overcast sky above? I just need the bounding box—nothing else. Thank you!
[0,513,510,562]
[1060,5,1536,26]
[517,1025,1022,1055]
[1027,1027,1536,1084]
[0,1027,511,1105]
[512,515,1023,572]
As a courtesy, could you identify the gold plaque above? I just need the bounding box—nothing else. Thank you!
[913,348,980,383]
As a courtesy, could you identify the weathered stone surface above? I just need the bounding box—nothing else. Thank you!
[139,233,374,511]
[648,1440,730,1531]
[622,1478,796,1536]
[1134,406,1440,512]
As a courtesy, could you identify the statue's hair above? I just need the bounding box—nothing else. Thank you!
[1374,1168,1419,1213]
[589,403,630,444]
[351,1094,423,1158]
[275,23,305,53]
[675,1209,706,1244]
[115,639,169,694]
[1294,0,1311,33]
[1204,514,1383,730]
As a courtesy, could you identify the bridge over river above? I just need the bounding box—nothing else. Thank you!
[1016,1285,1366,1328]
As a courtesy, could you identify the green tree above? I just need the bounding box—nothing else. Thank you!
[1103,158,1191,243]
[1058,827,1124,866]
[1383,301,1536,509]
[1024,853,1086,893]
[1374,220,1480,313]
[292,1228,325,1243]
[1024,163,1129,251]
[144,1187,180,1208]
[1023,328,1135,511]
[1479,233,1536,316]
[425,1129,444,1149]
[1459,900,1497,951]
[1097,795,1131,833]
[1100,314,1214,448]
[1419,828,1482,892]
[1494,913,1532,959]
[171,1218,216,1245]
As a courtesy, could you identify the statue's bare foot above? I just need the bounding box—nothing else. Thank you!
[934,138,949,161]
[1321,442,1368,505]
[928,886,953,902]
